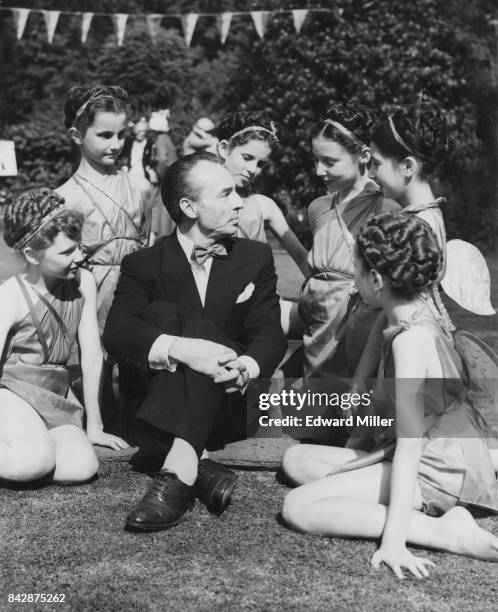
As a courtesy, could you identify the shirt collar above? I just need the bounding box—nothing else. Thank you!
[176,228,196,263]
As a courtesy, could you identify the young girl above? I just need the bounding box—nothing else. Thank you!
[216,111,310,278]
[351,101,494,392]
[56,85,146,335]
[0,189,127,486]
[299,103,398,377]
[281,213,498,579]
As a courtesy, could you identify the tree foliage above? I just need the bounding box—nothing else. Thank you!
[0,0,496,248]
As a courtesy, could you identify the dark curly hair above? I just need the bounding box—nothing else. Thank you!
[4,188,83,252]
[216,111,279,150]
[64,84,128,133]
[371,102,448,177]
[356,212,443,299]
[310,102,375,155]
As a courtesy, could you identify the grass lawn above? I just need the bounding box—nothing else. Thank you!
[1,230,498,610]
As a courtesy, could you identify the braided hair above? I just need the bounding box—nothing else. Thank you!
[4,188,83,252]
[356,212,443,299]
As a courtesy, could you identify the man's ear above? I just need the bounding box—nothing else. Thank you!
[179,197,198,220]
[69,127,82,146]
[217,140,230,161]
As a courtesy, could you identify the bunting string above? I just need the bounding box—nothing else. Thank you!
[1,6,340,46]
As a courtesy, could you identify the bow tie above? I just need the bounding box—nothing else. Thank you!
[191,242,228,265]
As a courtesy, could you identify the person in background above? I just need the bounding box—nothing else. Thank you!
[182,117,218,156]
[148,110,177,244]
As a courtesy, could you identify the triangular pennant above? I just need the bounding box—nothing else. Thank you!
[112,13,128,46]
[81,12,94,44]
[181,13,198,47]
[292,9,308,34]
[11,8,30,40]
[146,14,163,43]
[250,11,270,39]
[216,12,233,45]
[41,10,60,44]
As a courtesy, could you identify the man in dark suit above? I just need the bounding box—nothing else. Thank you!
[103,151,286,532]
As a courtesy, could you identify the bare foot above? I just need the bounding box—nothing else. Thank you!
[441,506,498,561]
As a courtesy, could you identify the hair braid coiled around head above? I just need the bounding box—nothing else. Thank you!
[356,212,443,299]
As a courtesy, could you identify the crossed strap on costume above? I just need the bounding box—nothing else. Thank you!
[16,277,70,364]
[191,240,232,265]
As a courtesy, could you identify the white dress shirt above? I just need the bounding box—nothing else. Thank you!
[148,230,260,381]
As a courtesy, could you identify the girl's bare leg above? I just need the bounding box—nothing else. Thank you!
[49,425,99,483]
[281,443,369,485]
[282,462,498,561]
[0,390,55,482]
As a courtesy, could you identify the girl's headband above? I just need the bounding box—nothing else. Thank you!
[323,119,367,150]
[387,115,422,159]
[11,205,67,252]
[72,89,115,126]
[229,121,279,144]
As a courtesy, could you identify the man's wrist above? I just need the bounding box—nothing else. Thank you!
[148,334,180,371]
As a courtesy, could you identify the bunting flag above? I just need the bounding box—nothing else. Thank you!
[112,13,128,46]
[181,13,198,47]
[42,10,60,43]
[216,12,232,45]
[292,9,308,34]
[81,12,93,44]
[146,14,163,44]
[251,11,270,39]
[5,6,330,46]
[11,7,30,40]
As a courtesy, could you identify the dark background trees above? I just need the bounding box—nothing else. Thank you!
[0,0,496,248]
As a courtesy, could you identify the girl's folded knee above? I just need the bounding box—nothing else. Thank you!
[7,446,56,482]
[282,490,309,532]
[281,444,303,481]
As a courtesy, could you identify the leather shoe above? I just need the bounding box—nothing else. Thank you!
[195,459,238,515]
[125,470,195,532]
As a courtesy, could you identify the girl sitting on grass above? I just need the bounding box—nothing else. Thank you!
[282,212,498,579]
[0,189,127,486]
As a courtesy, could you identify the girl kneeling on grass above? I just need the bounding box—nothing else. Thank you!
[282,212,498,579]
[0,189,128,486]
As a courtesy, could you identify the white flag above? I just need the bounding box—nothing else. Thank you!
[292,9,308,34]
[112,13,128,46]
[181,13,198,47]
[216,12,232,45]
[146,14,163,43]
[42,10,60,44]
[11,8,30,40]
[251,11,270,39]
[81,13,94,44]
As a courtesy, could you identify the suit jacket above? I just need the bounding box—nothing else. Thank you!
[103,234,286,379]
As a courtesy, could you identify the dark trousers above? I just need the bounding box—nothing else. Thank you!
[120,302,247,466]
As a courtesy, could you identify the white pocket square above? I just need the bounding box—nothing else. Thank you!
[236,282,255,304]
